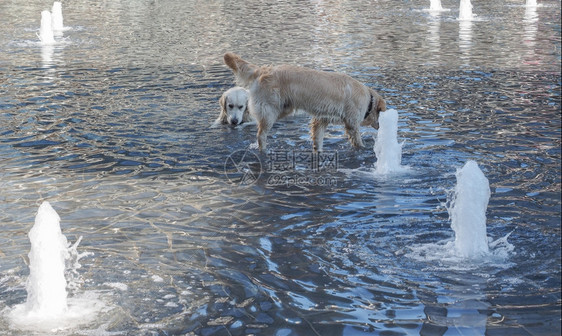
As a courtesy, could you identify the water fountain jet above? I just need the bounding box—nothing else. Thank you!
[38,10,56,45]
[6,201,106,333]
[27,201,69,315]
[424,0,450,14]
[429,0,444,11]
[374,109,407,174]
[7,201,68,331]
[448,160,490,258]
[405,161,514,265]
[51,1,64,35]
[459,0,474,20]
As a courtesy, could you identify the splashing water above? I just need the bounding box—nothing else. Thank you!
[51,1,64,34]
[424,0,450,13]
[405,161,514,267]
[459,0,474,20]
[25,202,68,316]
[6,202,107,333]
[38,10,56,45]
[449,160,490,258]
[526,0,537,7]
[374,108,408,174]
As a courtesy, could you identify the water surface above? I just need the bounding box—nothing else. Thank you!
[0,0,560,335]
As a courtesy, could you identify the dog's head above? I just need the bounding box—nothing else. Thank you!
[219,87,250,126]
[361,90,386,130]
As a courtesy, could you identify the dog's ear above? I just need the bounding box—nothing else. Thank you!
[224,53,243,72]
[370,96,387,130]
[218,94,228,123]
[377,96,386,112]
[219,93,227,111]
[361,93,386,129]
[243,100,252,122]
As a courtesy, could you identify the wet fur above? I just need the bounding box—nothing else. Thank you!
[223,52,386,151]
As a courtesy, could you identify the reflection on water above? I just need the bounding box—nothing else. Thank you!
[40,44,54,68]
[427,12,442,67]
[523,4,539,63]
[459,20,473,66]
[0,0,560,335]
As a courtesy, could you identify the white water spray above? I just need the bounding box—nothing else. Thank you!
[526,0,537,7]
[7,202,68,330]
[459,0,474,20]
[424,0,450,13]
[448,160,490,258]
[38,10,56,45]
[405,161,514,266]
[374,109,407,174]
[51,1,64,34]
[6,202,106,332]
[429,0,444,11]
[26,201,69,315]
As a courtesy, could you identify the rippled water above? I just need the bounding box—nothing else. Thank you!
[1,0,560,335]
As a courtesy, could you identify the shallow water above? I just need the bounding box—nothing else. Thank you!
[0,0,560,335]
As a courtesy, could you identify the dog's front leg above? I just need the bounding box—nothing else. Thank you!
[344,122,364,149]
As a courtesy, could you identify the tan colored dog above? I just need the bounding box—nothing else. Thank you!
[223,53,386,151]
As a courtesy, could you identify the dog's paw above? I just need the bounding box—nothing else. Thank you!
[248,141,259,150]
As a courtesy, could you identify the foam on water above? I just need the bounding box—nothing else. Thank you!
[405,233,515,271]
[5,202,107,333]
[38,10,56,45]
[373,108,409,175]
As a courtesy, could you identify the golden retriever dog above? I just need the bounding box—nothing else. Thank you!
[212,86,255,128]
[223,53,386,151]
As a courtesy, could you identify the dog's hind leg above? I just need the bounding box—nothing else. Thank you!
[310,118,329,152]
[257,114,275,151]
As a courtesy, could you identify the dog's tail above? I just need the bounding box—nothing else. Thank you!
[223,53,260,87]
[224,53,245,71]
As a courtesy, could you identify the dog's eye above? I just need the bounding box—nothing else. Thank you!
[228,104,234,109]
[238,105,244,109]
